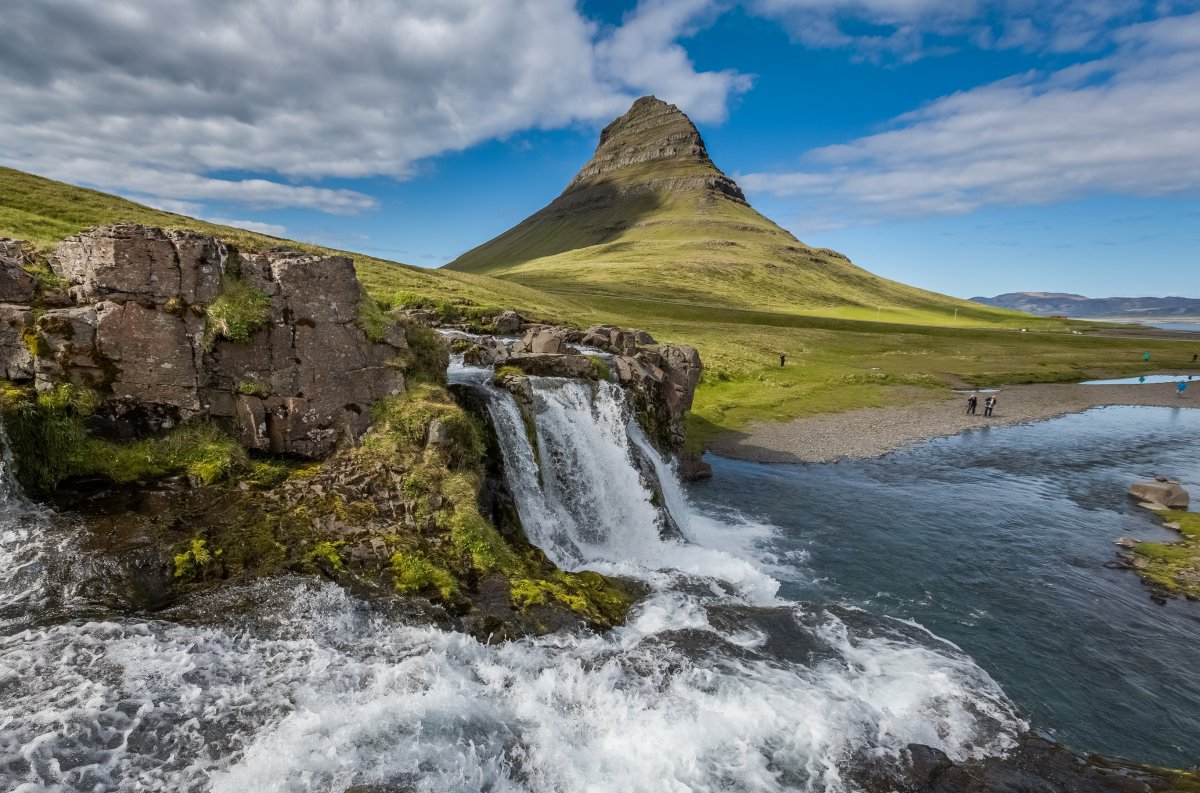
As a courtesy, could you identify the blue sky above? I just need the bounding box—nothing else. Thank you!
[2,0,1197,298]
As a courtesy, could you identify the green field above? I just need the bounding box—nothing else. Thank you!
[4,165,1194,450]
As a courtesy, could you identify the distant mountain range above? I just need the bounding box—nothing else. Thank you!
[972,292,1200,319]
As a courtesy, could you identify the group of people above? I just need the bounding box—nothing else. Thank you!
[965,393,997,417]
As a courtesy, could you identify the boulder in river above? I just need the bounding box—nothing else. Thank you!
[1129,480,1190,509]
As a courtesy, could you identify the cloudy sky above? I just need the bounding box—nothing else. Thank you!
[2,0,1198,298]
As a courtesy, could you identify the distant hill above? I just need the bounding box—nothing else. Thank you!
[0,166,581,320]
[446,97,1018,325]
[973,292,1200,319]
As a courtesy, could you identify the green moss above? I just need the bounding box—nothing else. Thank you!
[390,551,459,599]
[357,290,396,343]
[1132,511,1200,598]
[22,261,69,294]
[235,379,271,398]
[0,383,248,491]
[306,540,345,572]
[244,459,291,489]
[443,472,519,574]
[494,365,525,382]
[174,538,220,580]
[402,323,449,384]
[23,329,50,358]
[587,355,611,381]
[365,384,485,471]
[1,383,100,491]
[509,569,632,628]
[203,276,272,349]
[93,424,247,485]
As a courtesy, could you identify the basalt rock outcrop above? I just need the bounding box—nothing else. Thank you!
[579,324,701,453]
[466,322,702,455]
[561,95,746,204]
[0,224,409,457]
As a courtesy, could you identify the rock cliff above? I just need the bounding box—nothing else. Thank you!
[561,95,746,203]
[0,224,408,457]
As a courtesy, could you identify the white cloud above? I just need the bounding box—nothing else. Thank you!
[738,11,1200,230]
[205,218,289,237]
[744,0,1170,60]
[0,0,750,214]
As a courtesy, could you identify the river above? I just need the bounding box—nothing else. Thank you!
[0,372,1196,790]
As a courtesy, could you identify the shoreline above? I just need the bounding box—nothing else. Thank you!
[709,381,1200,464]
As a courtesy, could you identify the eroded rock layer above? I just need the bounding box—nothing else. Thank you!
[1,224,408,457]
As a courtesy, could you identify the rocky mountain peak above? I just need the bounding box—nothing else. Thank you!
[563,96,745,202]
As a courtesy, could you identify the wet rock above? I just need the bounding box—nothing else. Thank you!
[852,734,1193,793]
[493,309,522,335]
[677,452,713,481]
[517,326,570,355]
[0,304,34,380]
[1129,480,1189,509]
[0,255,37,302]
[1115,537,1138,548]
[508,352,594,379]
[463,337,509,367]
[399,308,439,325]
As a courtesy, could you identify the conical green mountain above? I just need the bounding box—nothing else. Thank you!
[447,97,1006,323]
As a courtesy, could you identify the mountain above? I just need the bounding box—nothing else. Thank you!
[973,292,1200,319]
[446,96,1014,324]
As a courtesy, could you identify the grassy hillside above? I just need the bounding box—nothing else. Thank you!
[0,166,580,322]
[558,295,1198,448]
[4,164,1194,450]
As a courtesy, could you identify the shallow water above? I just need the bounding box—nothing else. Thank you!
[691,405,1200,767]
[1081,374,1198,385]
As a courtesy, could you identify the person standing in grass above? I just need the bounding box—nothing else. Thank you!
[966,394,978,415]
[779,354,786,367]
[984,395,997,417]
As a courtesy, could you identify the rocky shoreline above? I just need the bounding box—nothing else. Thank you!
[711,380,1199,464]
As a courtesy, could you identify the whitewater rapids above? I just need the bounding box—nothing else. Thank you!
[0,369,1025,792]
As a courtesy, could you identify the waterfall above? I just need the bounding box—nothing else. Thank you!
[482,377,782,600]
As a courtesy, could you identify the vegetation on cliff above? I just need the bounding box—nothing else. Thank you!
[0,382,247,492]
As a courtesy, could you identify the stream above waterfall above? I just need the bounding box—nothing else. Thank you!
[1,352,1196,790]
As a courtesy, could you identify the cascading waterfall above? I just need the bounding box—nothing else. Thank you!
[0,358,1028,793]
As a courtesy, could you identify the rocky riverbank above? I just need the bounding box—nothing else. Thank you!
[711,381,1199,464]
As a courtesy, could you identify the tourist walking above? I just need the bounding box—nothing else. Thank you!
[779,354,786,367]
[966,394,978,415]
[984,395,997,417]
[1179,381,1189,399]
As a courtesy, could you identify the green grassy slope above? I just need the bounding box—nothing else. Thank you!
[5,164,1192,449]
[0,166,581,321]
[445,97,1028,328]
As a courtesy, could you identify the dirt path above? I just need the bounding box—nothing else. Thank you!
[710,380,1200,463]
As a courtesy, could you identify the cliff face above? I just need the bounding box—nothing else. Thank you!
[0,224,408,457]
[561,95,746,203]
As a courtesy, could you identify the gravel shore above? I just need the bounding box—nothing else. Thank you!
[710,381,1199,464]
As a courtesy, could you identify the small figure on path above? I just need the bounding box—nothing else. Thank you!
[966,394,978,415]
[984,395,997,417]
[1179,381,1189,399]
[779,354,786,367]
